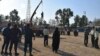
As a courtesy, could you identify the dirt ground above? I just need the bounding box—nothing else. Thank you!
[0,32,100,56]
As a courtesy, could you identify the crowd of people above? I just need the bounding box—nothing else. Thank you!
[0,23,100,56]
[0,23,60,56]
[84,27,99,49]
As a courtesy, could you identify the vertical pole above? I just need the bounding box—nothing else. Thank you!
[26,0,31,23]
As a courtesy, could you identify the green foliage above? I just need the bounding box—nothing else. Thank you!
[94,19,100,26]
[10,9,20,22]
[79,15,88,27]
[74,15,88,27]
[74,15,80,27]
[55,8,73,27]
[0,14,4,22]
[71,23,76,28]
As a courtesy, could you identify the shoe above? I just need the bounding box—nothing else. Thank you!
[30,54,33,56]
[30,53,33,56]
[4,52,8,55]
[15,53,19,55]
[95,47,99,49]
[9,52,12,56]
[9,52,12,55]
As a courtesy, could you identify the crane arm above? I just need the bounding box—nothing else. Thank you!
[30,0,42,23]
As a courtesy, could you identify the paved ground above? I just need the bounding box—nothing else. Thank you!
[0,32,100,56]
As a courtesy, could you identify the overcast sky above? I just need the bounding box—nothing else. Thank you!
[0,0,100,23]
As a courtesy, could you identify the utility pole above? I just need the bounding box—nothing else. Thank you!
[26,0,31,22]
[83,11,86,15]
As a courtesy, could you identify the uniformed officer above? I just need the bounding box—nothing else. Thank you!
[24,23,35,56]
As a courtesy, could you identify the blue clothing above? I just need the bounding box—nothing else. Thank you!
[10,28,21,41]
[3,27,11,39]
[24,27,34,42]
[24,27,34,53]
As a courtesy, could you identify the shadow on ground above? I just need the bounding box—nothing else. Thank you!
[18,42,41,52]
[57,50,76,56]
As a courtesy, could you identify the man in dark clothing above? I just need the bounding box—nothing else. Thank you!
[84,28,89,47]
[24,23,35,56]
[67,28,70,36]
[74,29,78,37]
[1,23,11,55]
[52,27,60,53]
[9,24,22,55]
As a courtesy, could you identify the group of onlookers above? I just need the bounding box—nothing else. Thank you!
[0,23,60,56]
[0,22,99,56]
[0,23,35,56]
[84,27,99,49]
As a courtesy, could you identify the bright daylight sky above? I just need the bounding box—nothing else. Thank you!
[0,0,100,24]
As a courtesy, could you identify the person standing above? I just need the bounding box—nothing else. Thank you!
[94,28,99,49]
[9,24,22,55]
[43,27,49,47]
[52,27,60,53]
[24,23,35,56]
[1,23,11,55]
[74,29,78,37]
[84,28,89,47]
[67,28,71,36]
[90,27,95,47]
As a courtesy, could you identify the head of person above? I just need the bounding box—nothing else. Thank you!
[26,23,30,28]
[55,27,59,32]
[13,24,18,28]
[92,26,95,29]
[7,23,11,27]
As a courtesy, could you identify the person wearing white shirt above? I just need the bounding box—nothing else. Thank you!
[94,28,99,49]
[43,27,49,47]
[90,27,95,47]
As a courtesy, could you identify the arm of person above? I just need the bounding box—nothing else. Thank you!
[33,33,35,40]
[32,30,35,40]
[33,36,35,40]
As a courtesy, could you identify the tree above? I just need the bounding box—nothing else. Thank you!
[71,23,76,28]
[5,15,9,19]
[0,14,5,23]
[55,8,73,27]
[79,15,88,27]
[94,18,100,26]
[49,19,56,26]
[74,15,80,27]
[10,9,20,22]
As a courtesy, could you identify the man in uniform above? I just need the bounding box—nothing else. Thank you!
[24,23,35,56]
